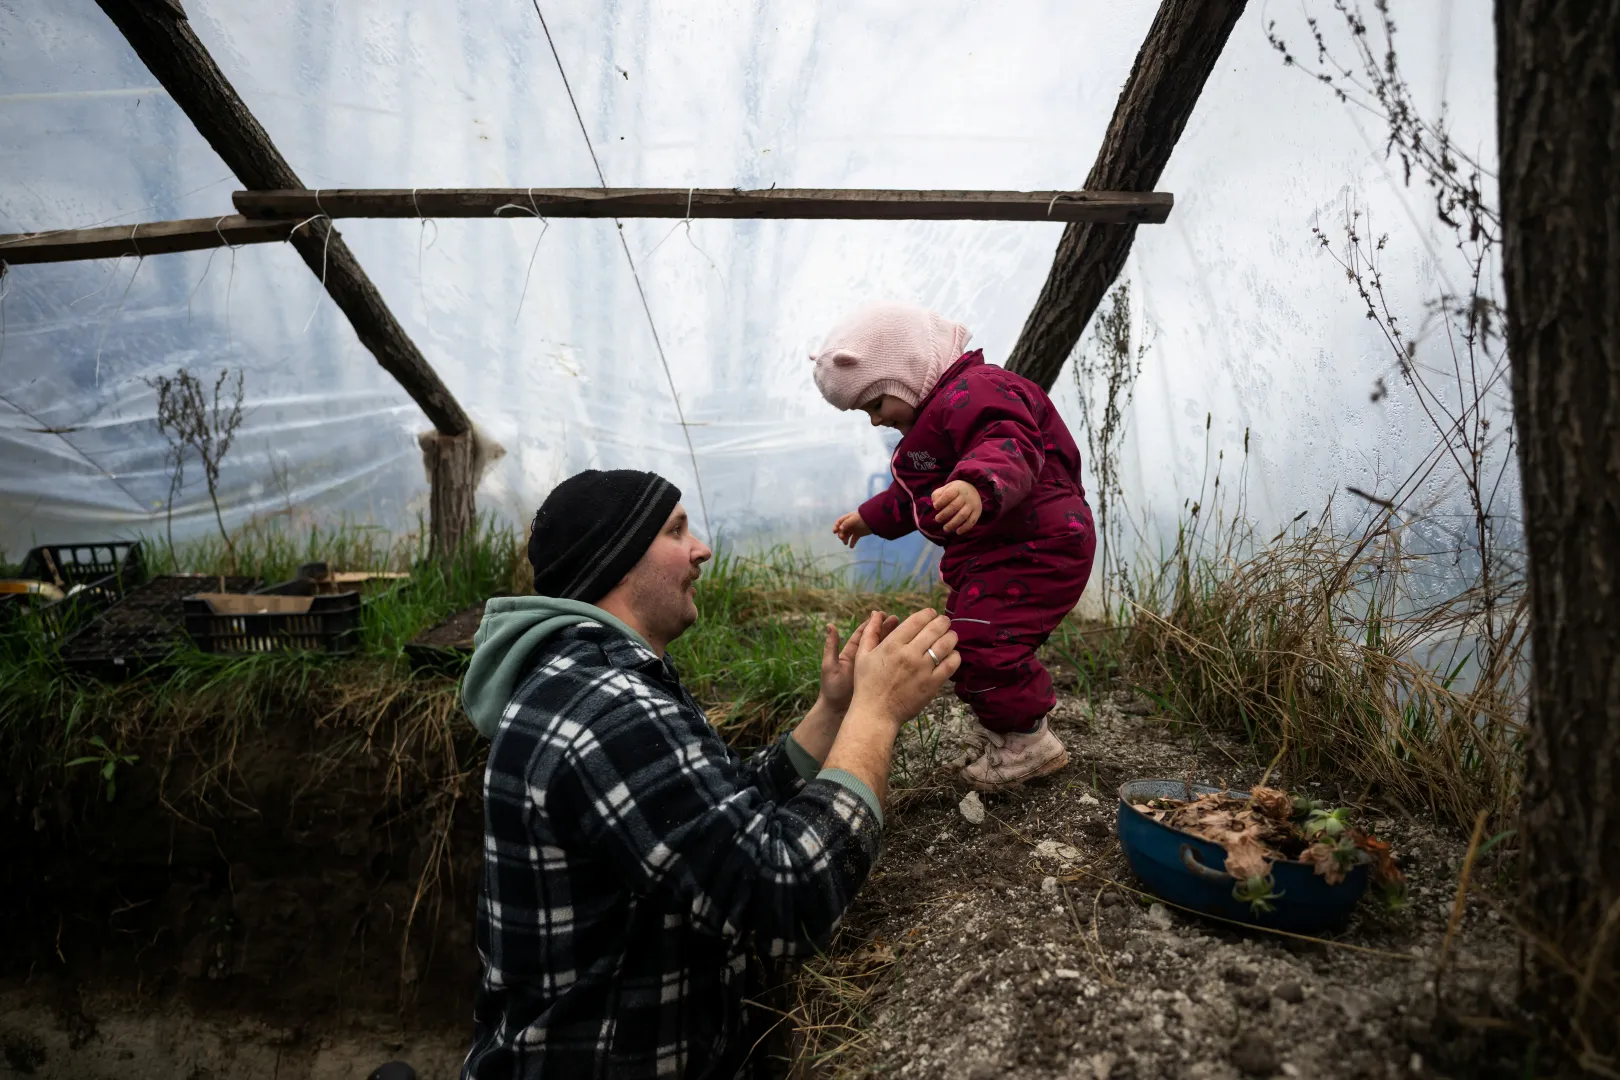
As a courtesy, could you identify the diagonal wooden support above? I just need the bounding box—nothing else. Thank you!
[96,0,479,558]
[93,0,471,439]
[1006,0,1250,391]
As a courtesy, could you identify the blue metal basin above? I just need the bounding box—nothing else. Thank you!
[1116,779,1369,933]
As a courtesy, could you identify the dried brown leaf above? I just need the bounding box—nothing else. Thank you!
[1299,842,1350,885]
[1249,785,1293,820]
[1220,831,1274,881]
[1352,831,1404,886]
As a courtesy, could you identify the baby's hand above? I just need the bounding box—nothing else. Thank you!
[931,480,983,534]
[833,510,872,548]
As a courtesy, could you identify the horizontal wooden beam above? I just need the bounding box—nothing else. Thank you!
[0,184,1174,268]
[233,187,1174,224]
[0,215,306,265]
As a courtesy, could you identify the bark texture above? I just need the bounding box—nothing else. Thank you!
[1005,0,1248,391]
[420,431,478,561]
[95,0,471,437]
[1496,0,1620,1066]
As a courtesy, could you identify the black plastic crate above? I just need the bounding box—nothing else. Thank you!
[58,573,260,679]
[2,541,147,640]
[183,589,362,655]
[19,542,146,589]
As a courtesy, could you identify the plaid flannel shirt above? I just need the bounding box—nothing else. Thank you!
[461,620,882,1080]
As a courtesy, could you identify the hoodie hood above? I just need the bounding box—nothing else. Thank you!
[460,595,650,738]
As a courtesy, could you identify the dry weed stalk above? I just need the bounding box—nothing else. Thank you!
[788,926,907,1077]
[1128,505,1524,831]
[147,368,247,570]
[1072,282,1145,613]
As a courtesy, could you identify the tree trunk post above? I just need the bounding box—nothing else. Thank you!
[419,430,477,562]
[1496,0,1620,1067]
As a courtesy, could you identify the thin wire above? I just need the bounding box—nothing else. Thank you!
[412,187,438,330]
[0,264,10,371]
[494,189,553,323]
[301,191,334,334]
[214,215,243,359]
[93,252,145,385]
[187,242,222,324]
[639,186,725,288]
[0,387,149,513]
[530,0,714,541]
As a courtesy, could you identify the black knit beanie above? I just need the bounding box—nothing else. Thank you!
[527,470,682,603]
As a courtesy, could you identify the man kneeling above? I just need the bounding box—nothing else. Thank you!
[459,470,958,1079]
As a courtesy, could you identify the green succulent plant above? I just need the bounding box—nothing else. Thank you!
[1232,874,1285,914]
[1303,807,1352,840]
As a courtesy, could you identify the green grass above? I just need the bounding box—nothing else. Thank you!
[0,518,522,780]
[671,547,943,746]
[0,528,938,778]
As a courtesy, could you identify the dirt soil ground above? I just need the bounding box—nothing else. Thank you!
[809,691,1524,1080]
[1,684,1523,1079]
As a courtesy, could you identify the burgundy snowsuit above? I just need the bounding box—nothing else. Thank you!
[858,350,1095,732]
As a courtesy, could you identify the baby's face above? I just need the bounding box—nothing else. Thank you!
[861,394,917,435]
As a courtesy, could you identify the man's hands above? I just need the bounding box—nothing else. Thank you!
[820,613,900,713]
[850,608,960,727]
[820,609,959,808]
[832,510,872,548]
[931,480,983,534]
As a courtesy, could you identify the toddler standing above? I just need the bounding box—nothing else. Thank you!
[812,302,1095,789]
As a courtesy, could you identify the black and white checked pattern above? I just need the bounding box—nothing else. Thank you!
[461,621,881,1080]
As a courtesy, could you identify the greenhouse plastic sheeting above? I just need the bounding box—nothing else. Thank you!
[0,0,1503,571]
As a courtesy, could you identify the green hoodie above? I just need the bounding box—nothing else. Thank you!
[460,595,650,738]
[458,595,884,822]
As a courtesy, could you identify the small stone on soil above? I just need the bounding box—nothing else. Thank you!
[1235,987,1271,1011]
[1223,964,1259,986]
[1230,1037,1280,1076]
[1274,980,1306,1004]
[958,791,986,825]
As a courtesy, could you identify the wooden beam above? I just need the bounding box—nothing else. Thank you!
[1006,0,1250,391]
[94,0,471,437]
[0,215,304,265]
[0,188,1174,267]
[232,188,1175,225]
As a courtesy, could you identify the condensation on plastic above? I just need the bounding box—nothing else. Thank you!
[0,0,1507,581]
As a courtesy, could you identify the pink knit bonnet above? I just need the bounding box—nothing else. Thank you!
[811,302,973,410]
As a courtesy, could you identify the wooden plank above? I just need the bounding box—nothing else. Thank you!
[1005,0,1250,391]
[0,215,305,265]
[232,188,1174,224]
[94,0,471,436]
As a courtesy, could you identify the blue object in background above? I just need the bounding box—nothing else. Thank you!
[850,467,942,589]
[1115,779,1369,933]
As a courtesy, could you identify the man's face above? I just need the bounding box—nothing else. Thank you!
[616,504,712,646]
